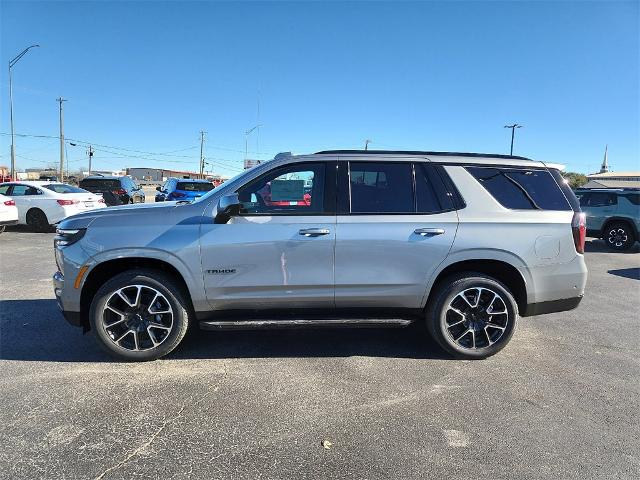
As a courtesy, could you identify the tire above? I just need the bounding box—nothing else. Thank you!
[26,208,50,233]
[89,269,191,361]
[603,222,635,251]
[0,225,5,234]
[426,272,518,359]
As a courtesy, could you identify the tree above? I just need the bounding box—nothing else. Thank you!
[562,172,588,189]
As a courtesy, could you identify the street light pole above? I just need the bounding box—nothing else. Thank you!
[504,123,523,155]
[57,97,67,182]
[244,124,262,163]
[8,44,40,180]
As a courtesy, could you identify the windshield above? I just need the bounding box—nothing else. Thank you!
[191,168,254,203]
[176,182,214,192]
[44,184,88,194]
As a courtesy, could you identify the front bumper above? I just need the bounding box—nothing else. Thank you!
[53,271,82,327]
[0,219,18,226]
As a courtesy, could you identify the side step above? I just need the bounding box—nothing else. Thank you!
[199,318,414,331]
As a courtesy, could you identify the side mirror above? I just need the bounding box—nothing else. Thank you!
[214,193,241,224]
[156,186,161,191]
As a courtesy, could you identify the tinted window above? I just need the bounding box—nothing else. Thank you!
[176,182,214,192]
[549,169,580,212]
[0,185,9,195]
[415,163,453,213]
[238,163,325,214]
[623,194,640,206]
[580,192,617,207]
[10,185,41,196]
[350,162,413,213]
[44,183,87,194]
[80,179,122,191]
[467,167,571,211]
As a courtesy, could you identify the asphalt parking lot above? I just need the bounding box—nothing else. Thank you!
[1,229,639,480]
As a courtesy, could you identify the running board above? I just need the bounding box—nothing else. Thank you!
[199,318,414,330]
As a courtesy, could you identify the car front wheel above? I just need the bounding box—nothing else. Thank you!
[89,269,191,361]
[426,273,518,359]
[604,222,635,251]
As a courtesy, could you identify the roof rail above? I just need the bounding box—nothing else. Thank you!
[314,149,532,161]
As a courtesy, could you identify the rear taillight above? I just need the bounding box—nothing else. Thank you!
[113,189,127,195]
[4,200,15,206]
[57,199,79,206]
[572,212,586,254]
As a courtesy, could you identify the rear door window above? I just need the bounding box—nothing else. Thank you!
[349,162,413,213]
[10,185,41,196]
[466,167,571,211]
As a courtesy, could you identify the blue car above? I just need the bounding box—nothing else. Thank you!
[155,178,215,202]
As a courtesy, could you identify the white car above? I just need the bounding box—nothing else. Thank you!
[0,181,106,231]
[0,193,19,233]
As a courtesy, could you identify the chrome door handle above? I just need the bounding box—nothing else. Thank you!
[299,228,330,237]
[414,227,445,236]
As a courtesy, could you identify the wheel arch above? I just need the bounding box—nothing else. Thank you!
[424,258,529,314]
[80,257,195,330]
[26,207,48,223]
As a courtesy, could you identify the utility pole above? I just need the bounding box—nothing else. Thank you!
[364,139,372,151]
[503,124,522,155]
[57,97,67,181]
[88,145,94,175]
[199,130,206,177]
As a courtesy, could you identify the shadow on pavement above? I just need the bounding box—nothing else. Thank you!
[0,299,450,362]
[608,268,640,281]
[585,238,640,254]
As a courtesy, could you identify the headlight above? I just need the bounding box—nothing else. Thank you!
[54,228,86,247]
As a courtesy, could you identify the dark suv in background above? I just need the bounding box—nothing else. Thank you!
[79,175,145,206]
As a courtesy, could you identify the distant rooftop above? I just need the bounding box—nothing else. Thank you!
[586,171,640,179]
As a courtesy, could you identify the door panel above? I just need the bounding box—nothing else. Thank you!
[335,212,457,308]
[199,215,336,309]
[199,160,337,311]
[334,160,458,309]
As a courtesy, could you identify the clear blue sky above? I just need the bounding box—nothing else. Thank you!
[1,0,638,176]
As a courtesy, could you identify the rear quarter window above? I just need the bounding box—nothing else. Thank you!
[466,166,571,211]
[176,182,214,192]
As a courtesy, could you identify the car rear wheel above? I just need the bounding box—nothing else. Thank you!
[604,222,635,251]
[26,208,50,233]
[89,269,190,361]
[426,273,518,359]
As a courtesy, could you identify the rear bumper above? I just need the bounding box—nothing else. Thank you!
[0,219,18,226]
[521,295,583,317]
[53,271,82,327]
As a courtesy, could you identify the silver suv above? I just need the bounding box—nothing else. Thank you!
[53,150,588,361]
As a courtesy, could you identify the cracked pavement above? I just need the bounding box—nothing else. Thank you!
[1,229,639,479]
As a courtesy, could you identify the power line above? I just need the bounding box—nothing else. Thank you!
[0,132,273,157]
